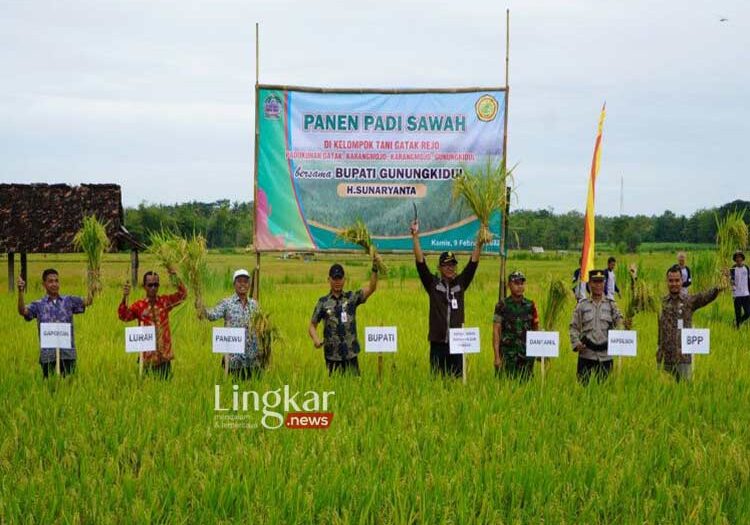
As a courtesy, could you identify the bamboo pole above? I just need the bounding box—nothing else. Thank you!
[498,10,511,301]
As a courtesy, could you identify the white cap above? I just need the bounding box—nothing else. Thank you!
[233,269,250,282]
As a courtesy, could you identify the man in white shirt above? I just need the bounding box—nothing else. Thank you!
[604,256,620,300]
[676,252,692,292]
[731,251,750,328]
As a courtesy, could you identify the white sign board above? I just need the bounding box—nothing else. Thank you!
[449,327,481,354]
[125,326,156,353]
[607,330,637,357]
[40,322,72,349]
[681,328,710,355]
[212,327,246,354]
[525,331,559,358]
[365,326,398,353]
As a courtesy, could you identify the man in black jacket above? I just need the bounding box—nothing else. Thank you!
[410,219,484,377]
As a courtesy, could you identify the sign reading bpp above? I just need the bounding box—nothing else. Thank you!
[681,328,710,354]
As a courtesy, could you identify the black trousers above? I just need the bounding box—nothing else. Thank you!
[734,296,750,328]
[576,357,612,385]
[40,359,76,379]
[326,357,360,377]
[430,342,463,378]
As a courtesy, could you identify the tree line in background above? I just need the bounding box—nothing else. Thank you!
[123,199,748,251]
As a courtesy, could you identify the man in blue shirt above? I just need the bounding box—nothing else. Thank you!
[17,268,93,378]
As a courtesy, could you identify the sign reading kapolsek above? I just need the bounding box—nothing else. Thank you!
[256,87,507,252]
[212,328,246,354]
[40,323,72,349]
[125,326,156,353]
[607,330,637,357]
[364,327,397,353]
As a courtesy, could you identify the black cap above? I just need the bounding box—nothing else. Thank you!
[588,269,606,281]
[734,251,745,262]
[508,270,526,282]
[439,251,458,266]
[329,263,345,279]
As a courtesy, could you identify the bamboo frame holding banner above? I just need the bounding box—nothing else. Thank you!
[252,20,511,259]
[498,9,511,301]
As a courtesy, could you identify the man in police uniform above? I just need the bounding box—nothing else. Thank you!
[308,260,379,376]
[569,269,624,384]
[410,219,484,377]
[492,271,540,380]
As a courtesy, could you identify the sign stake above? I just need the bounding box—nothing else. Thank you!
[55,348,60,376]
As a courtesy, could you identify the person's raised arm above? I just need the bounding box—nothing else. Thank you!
[470,230,485,263]
[410,219,424,264]
[17,276,28,317]
[362,255,380,301]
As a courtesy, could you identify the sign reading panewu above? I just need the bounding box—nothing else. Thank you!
[256,86,507,252]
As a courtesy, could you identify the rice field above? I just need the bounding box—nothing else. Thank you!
[1,251,749,524]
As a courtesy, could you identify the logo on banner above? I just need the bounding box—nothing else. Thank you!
[475,95,499,122]
[263,95,282,119]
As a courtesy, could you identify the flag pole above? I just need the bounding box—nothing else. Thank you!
[498,9,511,301]
[253,22,262,302]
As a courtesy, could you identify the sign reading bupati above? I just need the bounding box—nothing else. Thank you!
[256,86,507,252]
[364,327,398,353]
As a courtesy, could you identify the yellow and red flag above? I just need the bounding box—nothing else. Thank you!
[581,103,606,282]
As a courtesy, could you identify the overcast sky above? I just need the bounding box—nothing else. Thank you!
[1,0,747,216]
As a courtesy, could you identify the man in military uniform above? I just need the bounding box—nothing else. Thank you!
[569,269,624,384]
[410,219,484,378]
[658,264,722,382]
[308,260,379,376]
[492,271,540,380]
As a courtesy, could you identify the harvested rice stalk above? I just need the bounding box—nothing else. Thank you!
[541,277,570,331]
[625,264,657,324]
[148,230,187,280]
[338,219,388,274]
[451,158,515,244]
[251,308,281,370]
[180,234,208,311]
[72,215,110,298]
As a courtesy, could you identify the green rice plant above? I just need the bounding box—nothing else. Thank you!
[72,215,110,297]
[148,230,187,277]
[716,210,748,262]
[451,158,515,244]
[180,234,208,311]
[251,308,281,370]
[338,219,388,274]
[540,277,570,331]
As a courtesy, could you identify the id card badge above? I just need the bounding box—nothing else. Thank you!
[677,319,684,330]
[451,299,458,310]
[341,311,348,323]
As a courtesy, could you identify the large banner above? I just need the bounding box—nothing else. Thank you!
[255,86,507,252]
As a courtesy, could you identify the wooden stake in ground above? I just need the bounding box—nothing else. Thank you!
[541,357,546,385]
[224,356,230,377]
[139,352,144,377]
[377,354,384,383]
[55,348,60,376]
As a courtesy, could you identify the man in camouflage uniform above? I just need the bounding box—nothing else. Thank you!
[569,269,624,384]
[308,260,379,376]
[493,271,540,380]
[658,264,721,382]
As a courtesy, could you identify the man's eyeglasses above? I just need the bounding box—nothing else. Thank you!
[146,283,160,288]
